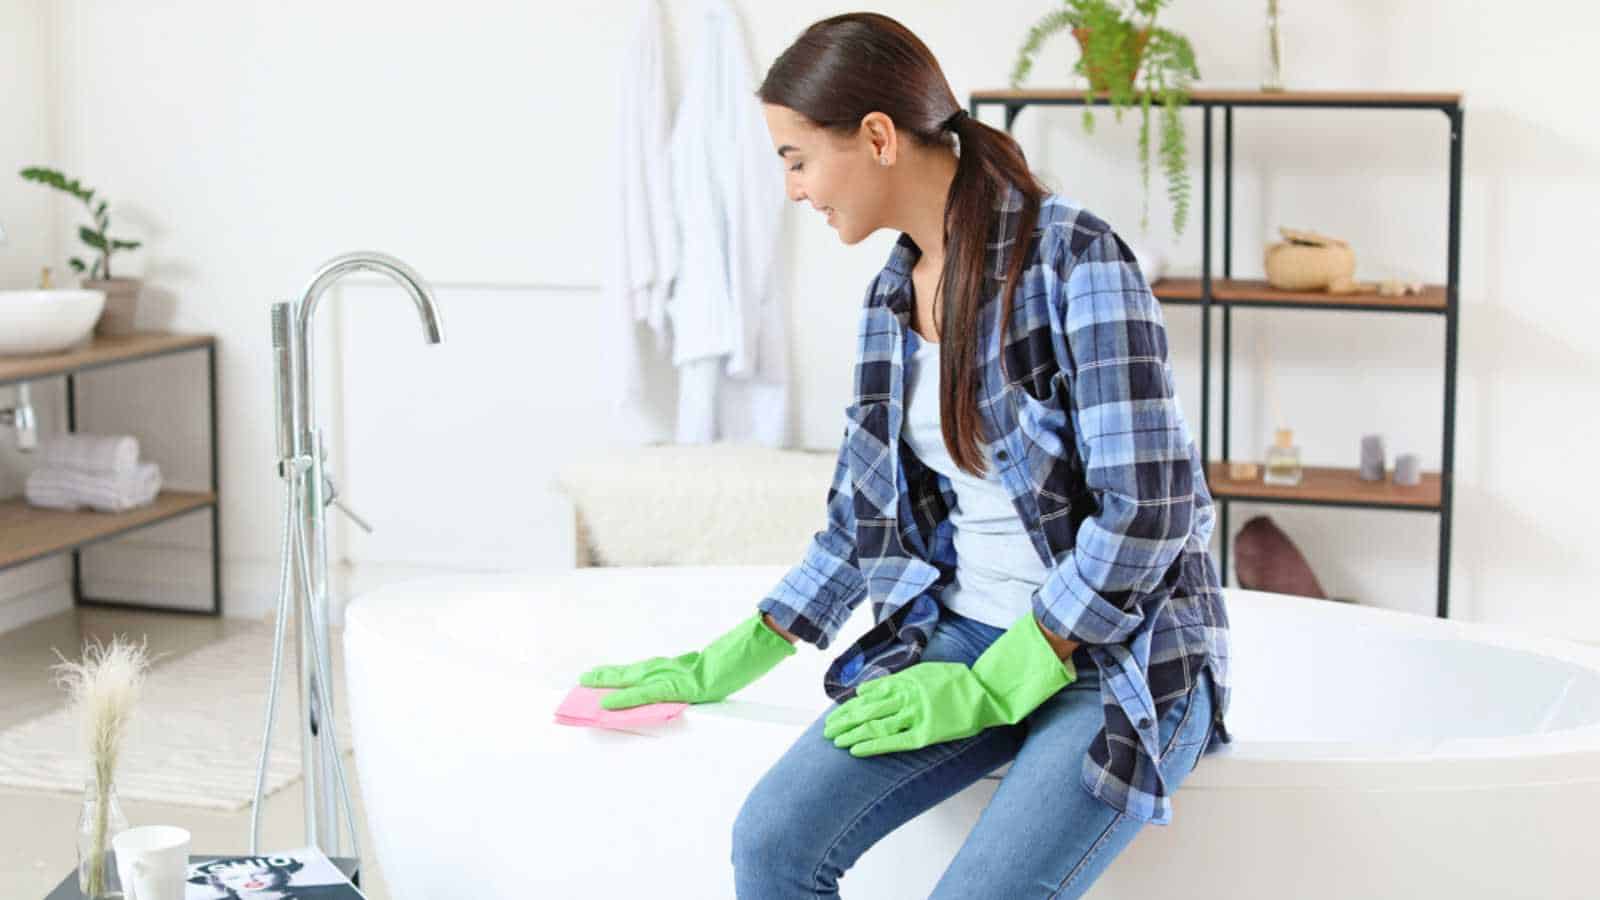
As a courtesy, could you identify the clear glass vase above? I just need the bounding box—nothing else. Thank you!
[1262,0,1285,91]
[77,775,129,899]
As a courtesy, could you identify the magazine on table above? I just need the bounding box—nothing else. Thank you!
[184,845,366,899]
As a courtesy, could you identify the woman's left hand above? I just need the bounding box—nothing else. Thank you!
[823,662,1003,757]
[823,611,1078,757]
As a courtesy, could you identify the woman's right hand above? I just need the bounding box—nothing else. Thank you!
[578,609,797,710]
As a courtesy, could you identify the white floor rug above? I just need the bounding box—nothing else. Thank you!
[0,621,354,811]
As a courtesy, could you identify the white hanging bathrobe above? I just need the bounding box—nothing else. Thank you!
[666,0,790,447]
[607,0,679,442]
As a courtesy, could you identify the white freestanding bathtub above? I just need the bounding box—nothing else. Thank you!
[343,565,1600,899]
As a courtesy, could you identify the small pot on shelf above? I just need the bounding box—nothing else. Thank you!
[79,277,142,336]
[1071,27,1150,92]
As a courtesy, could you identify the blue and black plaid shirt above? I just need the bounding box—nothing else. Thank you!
[758,181,1233,826]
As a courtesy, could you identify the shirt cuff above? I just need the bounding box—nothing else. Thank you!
[1029,549,1145,647]
[757,554,864,650]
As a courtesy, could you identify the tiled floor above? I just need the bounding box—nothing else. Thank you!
[0,606,388,899]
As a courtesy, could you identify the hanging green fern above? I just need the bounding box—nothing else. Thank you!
[1009,9,1077,89]
[1010,0,1200,238]
[1141,26,1198,235]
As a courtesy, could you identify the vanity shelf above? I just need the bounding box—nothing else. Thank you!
[970,87,1463,618]
[0,331,221,615]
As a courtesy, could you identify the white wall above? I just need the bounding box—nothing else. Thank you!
[0,0,73,630]
[1,1,1597,640]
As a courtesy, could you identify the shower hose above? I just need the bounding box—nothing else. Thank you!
[248,459,361,859]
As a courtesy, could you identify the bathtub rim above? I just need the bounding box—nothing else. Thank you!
[343,566,1600,791]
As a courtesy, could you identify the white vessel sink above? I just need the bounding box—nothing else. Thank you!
[0,289,105,356]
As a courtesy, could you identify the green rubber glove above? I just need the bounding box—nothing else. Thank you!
[579,609,797,710]
[824,611,1077,757]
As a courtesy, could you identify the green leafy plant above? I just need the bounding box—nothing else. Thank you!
[18,167,143,279]
[1010,0,1200,237]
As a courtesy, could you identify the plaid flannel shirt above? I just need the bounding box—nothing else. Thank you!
[758,182,1233,826]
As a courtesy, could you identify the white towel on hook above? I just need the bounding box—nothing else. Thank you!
[37,433,140,475]
[665,0,789,447]
[25,462,163,513]
[607,0,679,434]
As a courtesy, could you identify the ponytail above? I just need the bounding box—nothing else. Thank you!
[935,111,1045,476]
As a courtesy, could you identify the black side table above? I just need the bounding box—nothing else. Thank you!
[43,854,360,898]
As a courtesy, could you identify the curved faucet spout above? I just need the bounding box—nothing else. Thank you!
[290,250,444,456]
[296,250,443,344]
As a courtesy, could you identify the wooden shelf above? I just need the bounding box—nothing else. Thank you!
[1152,278,1447,313]
[0,332,215,386]
[971,88,1462,108]
[1206,462,1440,510]
[0,490,217,572]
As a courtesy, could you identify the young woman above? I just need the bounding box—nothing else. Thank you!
[580,12,1232,899]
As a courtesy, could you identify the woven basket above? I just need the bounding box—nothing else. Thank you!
[1264,227,1358,293]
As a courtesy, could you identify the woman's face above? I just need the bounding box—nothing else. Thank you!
[762,104,894,246]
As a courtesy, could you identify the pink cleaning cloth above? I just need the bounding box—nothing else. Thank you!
[553,685,689,731]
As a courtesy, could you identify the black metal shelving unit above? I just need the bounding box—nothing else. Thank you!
[970,88,1463,618]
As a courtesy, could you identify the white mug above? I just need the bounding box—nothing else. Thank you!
[112,825,191,900]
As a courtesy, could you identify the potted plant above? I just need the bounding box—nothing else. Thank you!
[19,167,145,335]
[1010,0,1200,238]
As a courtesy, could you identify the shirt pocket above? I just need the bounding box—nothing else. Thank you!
[1007,370,1095,549]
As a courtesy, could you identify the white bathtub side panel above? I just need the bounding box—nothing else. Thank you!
[1095,778,1599,899]
[344,619,1007,899]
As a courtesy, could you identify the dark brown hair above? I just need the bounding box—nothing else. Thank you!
[758,12,1048,478]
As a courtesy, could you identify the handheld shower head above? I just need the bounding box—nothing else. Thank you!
[271,303,295,469]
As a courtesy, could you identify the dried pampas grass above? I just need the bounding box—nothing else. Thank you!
[51,634,155,788]
[51,634,158,897]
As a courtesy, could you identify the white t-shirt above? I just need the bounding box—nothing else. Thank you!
[901,330,1049,630]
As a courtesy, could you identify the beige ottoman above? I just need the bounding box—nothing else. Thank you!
[551,443,837,567]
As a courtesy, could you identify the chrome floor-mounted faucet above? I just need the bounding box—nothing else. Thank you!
[258,251,444,863]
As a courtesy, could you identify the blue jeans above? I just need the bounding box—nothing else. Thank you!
[731,606,1215,899]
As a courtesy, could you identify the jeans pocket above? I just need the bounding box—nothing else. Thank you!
[1165,677,1215,757]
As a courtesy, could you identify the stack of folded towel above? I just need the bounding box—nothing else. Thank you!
[25,433,163,513]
